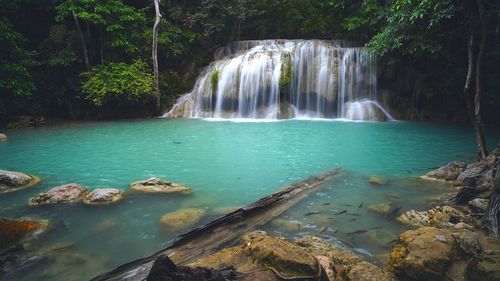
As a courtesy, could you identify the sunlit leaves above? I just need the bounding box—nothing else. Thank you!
[80,60,154,105]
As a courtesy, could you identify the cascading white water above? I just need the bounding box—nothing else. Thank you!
[165,40,393,121]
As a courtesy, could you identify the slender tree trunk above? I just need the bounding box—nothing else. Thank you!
[100,24,104,64]
[72,10,90,70]
[474,0,488,159]
[464,32,475,122]
[152,0,161,113]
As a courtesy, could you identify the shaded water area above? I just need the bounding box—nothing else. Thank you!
[0,119,499,280]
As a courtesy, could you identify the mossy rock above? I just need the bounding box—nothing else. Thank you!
[465,253,500,281]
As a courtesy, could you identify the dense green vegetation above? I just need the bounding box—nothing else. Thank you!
[0,0,499,125]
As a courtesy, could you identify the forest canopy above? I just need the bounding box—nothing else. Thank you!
[0,0,499,124]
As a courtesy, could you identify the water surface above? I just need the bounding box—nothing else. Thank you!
[0,119,498,280]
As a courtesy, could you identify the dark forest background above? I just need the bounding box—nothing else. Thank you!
[1,0,499,127]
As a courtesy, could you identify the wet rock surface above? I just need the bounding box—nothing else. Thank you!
[29,183,88,205]
[83,188,123,205]
[0,217,50,252]
[130,177,192,194]
[0,134,7,141]
[0,169,40,194]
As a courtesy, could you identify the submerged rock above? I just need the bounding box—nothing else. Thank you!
[0,133,7,141]
[82,188,123,205]
[0,217,50,252]
[0,169,40,194]
[369,176,388,185]
[422,161,467,182]
[368,202,397,216]
[130,177,192,194]
[29,183,88,205]
[397,205,464,228]
[160,208,206,232]
[389,227,454,280]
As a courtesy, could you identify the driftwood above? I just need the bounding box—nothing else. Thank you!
[91,169,341,281]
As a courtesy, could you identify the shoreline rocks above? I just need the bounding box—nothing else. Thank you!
[29,183,88,205]
[130,177,192,194]
[0,133,7,141]
[189,231,394,281]
[397,205,464,228]
[0,169,41,194]
[82,188,123,205]
[422,161,467,183]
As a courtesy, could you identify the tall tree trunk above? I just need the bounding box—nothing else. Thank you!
[72,10,90,70]
[474,0,488,159]
[100,24,104,64]
[152,0,161,113]
[464,32,475,122]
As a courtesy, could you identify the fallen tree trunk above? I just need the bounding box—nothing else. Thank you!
[91,168,341,281]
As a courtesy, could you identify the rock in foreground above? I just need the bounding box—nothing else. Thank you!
[0,133,7,141]
[189,231,394,281]
[389,227,453,280]
[83,188,123,205]
[160,208,206,232]
[0,169,40,194]
[29,183,88,205]
[130,177,192,194]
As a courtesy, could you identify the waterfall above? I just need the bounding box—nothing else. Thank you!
[165,40,393,121]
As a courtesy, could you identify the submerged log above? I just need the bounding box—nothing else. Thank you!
[91,169,341,281]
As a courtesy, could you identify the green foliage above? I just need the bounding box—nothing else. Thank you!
[367,0,458,57]
[80,61,154,106]
[0,1,37,98]
[39,24,79,67]
[56,0,146,56]
[210,70,219,90]
[279,53,292,90]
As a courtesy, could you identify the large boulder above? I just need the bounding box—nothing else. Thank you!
[0,133,7,141]
[0,169,40,194]
[190,231,319,278]
[130,177,192,194]
[422,161,467,182]
[347,261,394,281]
[160,208,206,232]
[397,205,464,228]
[457,162,488,186]
[82,188,123,205]
[0,217,50,252]
[388,227,453,280]
[29,183,88,205]
[465,253,500,281]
